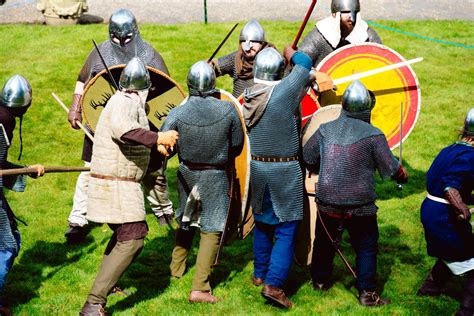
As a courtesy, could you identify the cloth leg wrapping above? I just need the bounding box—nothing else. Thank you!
[67,164,90,227]
[311,211,338,284]
[191,232,220,291]
[170,228,196,278]
[143,166,173,216]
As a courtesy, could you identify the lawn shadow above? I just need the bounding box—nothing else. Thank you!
[376,160,426,201]
[6,233,99,308]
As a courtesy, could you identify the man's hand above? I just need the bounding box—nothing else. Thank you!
[158,130,179,148]
[67,93,83,130]
[28,164,45,178]
[313,71,334,93]
[283,45,297,65]
[157,144,170,157]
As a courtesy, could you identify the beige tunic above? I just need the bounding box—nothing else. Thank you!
[87,91,151,224]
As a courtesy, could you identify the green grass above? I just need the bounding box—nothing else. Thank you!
[0,20,473,315]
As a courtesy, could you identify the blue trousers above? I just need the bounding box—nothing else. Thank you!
[311,212,379,291]
[253,220,299,288]
[0,230,20,307]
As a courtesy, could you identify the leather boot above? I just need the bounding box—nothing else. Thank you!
[358,290,391,306]
[456,271,474,316]
[79,302,107,316]
[261,284,293,308]
[418,260,452,296]
[189,290,219,303]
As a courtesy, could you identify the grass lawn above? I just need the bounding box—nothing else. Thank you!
[0,20,473,315]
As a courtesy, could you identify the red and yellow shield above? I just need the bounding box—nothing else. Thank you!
[312,43,421,150]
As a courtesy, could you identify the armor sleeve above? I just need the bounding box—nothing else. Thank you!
[229,105,244,158]
[121,128,158,148]
[367,27,382,44]
[298,28,324,66]
[372,134,400,179]
[77,48,97,83]
[303,129,322,174]
[282,65,312,112]
[160,108,179,133]
[216,51,237,77]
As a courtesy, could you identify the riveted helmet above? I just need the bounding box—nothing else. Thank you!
[119,57,151,91]
[0,75,32,109]
[342,80,375,112]
[331,0,360,24]
[463,108,474,137]
[109,9,139,47]
[187,61,216,93]
[253,48,284,82]
[239,19,266,51]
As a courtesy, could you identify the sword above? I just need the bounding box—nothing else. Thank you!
[92,39,119,90]
[292,0,317,49]
[207,23,239,63]
[397,101,404,190]
[0,166,90,176]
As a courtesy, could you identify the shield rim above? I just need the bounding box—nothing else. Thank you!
[81,64,186,133]
[316,42,421,150]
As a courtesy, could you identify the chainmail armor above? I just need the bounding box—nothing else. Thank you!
[246,65,311,222]
[299,26,382,68]
[216,51,254,98]
[303,110,400,216]
[161,96,244,232]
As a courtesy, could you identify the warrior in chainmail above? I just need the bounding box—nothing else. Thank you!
[417,108,474,316]
[299,0,382,67]
[210,19,276,98]
[65,8,173,244]
[79,58,178,315]
[163,61,243,304]
[303,80,408,306]
[243,46,315,308]
[0,75,44,314]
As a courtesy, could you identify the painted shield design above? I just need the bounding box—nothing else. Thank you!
[82,65,186,132]
[311,43,421,150]
[295,105,342,266]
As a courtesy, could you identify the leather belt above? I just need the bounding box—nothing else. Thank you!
[427,193,450,205]
[182,161,226,171]
[251,155,299,163]
[90,173,140,183]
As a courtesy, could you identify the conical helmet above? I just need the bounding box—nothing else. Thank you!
[0,75,32,109]
[187,61,216,93]
[239,19,266,51]
[463,108,474,137]
[253,47,284,81]
[331,0,360,24]
[109,8,139,47]
[119,57,151,91]
[342,80,375,112]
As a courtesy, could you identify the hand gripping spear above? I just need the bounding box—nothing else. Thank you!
[292,0,317,49]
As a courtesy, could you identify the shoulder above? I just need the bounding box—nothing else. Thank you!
[367,26,382,44]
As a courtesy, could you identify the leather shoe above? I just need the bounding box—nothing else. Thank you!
[261,284,293,308]
[358,290,390,306]
[189,290,219,303]
[79,302,107,316]
[417,273,443,296]
[252,275,263,286]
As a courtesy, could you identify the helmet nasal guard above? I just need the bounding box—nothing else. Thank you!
[239,19,266,51]
[331,0,360,23]
[109,9,139,47]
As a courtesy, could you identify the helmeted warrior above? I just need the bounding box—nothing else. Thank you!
[79,58,178,315]
[65,8,173,244]
[418,108,474,316]
[210,19,276,98]
[0,75,44,314]
[163,61,244,304]
[243,46,315,308]
[299,0,382,67]
[303,80,408,306]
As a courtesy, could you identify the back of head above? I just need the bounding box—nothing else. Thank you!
[342,80,375,113]
[109,8,139,47]
[240,19,266,51]
[119,57,151,91]
[463,108,474,138]
[1,74,32,116]
[331,0,360,22]
[253,47,284,82]
[187,61,216,95]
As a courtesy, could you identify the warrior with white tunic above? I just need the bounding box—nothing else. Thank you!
[162,61,244,304]
[210,20,276,98]
[418,108,474,316]
[65,8,173,244]
[80,58,178,315]
[299,0,382,67]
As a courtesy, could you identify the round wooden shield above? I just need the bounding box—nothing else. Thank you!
[82,65,186,132]
[313,43,421,150]
[295,105,342,266]
[301,87,321,127]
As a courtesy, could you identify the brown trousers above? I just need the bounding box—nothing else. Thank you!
[170,228,220,291]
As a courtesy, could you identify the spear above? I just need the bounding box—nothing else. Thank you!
[292,0,317,49]
[0,166,90,176]
[397,101,404,190]
[207,23,239,63]
[92,39,119,90]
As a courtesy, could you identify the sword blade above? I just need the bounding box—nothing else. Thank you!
[208,23,239,63]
